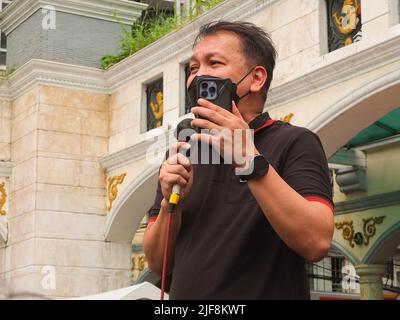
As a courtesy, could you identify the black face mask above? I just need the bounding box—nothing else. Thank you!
[187,67,255,110]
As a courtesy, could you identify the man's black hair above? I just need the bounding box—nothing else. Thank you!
[194,20,277,102]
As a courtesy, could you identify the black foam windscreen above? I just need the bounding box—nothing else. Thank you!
[174,118,195,142]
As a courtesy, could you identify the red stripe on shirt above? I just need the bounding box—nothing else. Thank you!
[254,120,276,134]
[149,217,157,223]
[304,196,334,214]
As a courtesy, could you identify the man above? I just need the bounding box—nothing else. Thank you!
[143,21,334,299]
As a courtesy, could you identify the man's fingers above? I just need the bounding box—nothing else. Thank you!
[197,98,226,111]
[191,132,219,147]
[161,173,188,188]
[231,100,244,120]
[191,118,222,131]
[191,106,226,126]
[166,153,191,171]
[168,141,191,158]
[165,164,191,182]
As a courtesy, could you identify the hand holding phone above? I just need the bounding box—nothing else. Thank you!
[187,75,239,132]
[188,76,238,114]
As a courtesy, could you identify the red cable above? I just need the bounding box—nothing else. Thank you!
[160,212,173,300]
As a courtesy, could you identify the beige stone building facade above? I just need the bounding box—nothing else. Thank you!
[0,0,399,299]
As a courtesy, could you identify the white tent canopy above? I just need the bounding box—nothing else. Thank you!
[74,282,168,300]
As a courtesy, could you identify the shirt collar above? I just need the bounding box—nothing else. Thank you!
[248,111,276,133]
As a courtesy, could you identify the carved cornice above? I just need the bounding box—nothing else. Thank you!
[0,0,148,35]
[100,139,155,173]
[267,34,400,109]
[1,0,399,107]
[0,0,278,99]
[99,128,173,172]
[5,59,108,100]
[334,191,400,215]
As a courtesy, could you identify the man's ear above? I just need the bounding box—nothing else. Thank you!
[250,66,267,94]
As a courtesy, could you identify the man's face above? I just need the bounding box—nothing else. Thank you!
[188,31,251,100]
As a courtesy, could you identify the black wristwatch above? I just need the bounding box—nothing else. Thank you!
[238,154,270,183]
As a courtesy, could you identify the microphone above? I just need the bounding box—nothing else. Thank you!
[168,118,194,213]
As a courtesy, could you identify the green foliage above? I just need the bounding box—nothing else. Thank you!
[1,67,16,80]
[101,0,225,70]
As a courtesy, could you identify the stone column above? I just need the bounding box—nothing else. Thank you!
[355,264,386,300]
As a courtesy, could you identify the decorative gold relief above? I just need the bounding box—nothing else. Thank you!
[328,0,362,52]
[334,220,355,248]
[335,216,386,248]
[131,255,147,272]
[146,78,163,130]
[150,91,164,128]
[0,182,6,216]
[332,0,360,37]
[107,173,126,211]
[131,255,136,270]
[137,255,147,272]
[279,113,294,123]
[362,216,385,246]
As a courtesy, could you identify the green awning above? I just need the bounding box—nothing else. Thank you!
[344,108,400,148]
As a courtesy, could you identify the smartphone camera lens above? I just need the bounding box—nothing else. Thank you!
[201,82,208,89]
[201,91,208,98]
[209,86,216,94]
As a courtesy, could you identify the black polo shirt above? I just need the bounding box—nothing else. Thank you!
[148,111,333,300]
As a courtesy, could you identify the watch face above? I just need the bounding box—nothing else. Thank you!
[239,155,269,182]
[254,155,268,173]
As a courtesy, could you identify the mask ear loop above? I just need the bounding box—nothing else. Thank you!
[236,66,256,86]
[215,66,256,105]
[235,66,256,102]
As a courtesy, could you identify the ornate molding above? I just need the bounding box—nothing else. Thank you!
[107,173,126,212]
[0,182,6,216]
[0,0,148,35]
[268,33,400,109]
[0,0,399,107]
[1,0,278,100]
[100,140,149,173]
[132,255,147,272]
[5,59,108,100]
[362,216,386,246]
[99,128,172,172]
[279,113,294,123]
[335,216,386,248]
[334,220,355,248]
